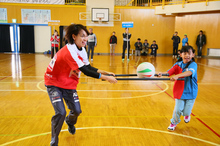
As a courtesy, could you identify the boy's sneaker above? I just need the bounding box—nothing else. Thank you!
[65,120,76,135]
[127,59,130,62]
[167,123,176,131]
[184,115,191,123]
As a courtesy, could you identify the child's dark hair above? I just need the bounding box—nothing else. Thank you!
[137,38,141,40]
[53,30,59,36]
[65,24,89,44]
[153,40,156,42]
[177,46,195,69]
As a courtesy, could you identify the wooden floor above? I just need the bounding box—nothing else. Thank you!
[0,53,220,146]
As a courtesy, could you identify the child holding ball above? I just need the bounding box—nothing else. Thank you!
[158,46,197,131]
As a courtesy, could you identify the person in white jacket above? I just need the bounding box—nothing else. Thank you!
[87,28,97,61]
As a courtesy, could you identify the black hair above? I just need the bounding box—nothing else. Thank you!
[137,38,141,40]
[53,30,59,36]
[200,30,203,34]
[153,40,156,42]
[177,46,195,69]
[65,24,89,44]
[145,39,148,41]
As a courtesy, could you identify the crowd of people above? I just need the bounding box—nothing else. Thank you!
[171,30,206,58]
[50,29,206,62]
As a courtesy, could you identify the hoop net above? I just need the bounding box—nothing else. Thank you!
[98,17,103,24]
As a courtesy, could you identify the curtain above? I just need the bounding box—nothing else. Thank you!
[20,25,35,53]
[59,26,64,48]
[0,25,11,52]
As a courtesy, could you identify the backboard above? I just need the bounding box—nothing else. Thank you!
[91,8,109,22]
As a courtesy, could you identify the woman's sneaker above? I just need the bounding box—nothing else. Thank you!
[65,120,76,135]
[168,123,176,131]
[184,116,191,123]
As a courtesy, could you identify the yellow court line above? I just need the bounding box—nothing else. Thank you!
[37,80,170,99]
[1,115,220,118]
[0,89,162,92]
[1,80,220,85]
[135,56,141,67]
[0,81,43,84]
[0,126,219,146]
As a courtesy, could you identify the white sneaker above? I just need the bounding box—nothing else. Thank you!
[91,59,93,62]
[184,115,191,123]
[168,123,176,131]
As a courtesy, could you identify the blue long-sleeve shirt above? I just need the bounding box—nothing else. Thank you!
[182,38,188,46]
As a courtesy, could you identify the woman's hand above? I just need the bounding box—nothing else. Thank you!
[98,70,115,76]
[106,72,115,76]
[101,75,117,84]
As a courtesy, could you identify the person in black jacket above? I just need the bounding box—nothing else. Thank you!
[109,31,117,55]
[150,40,158,57]
[171,31,180,58]
[196,30,206,58]
[122,28,131,62]
[134,38,142,56]
[142,39,149,56]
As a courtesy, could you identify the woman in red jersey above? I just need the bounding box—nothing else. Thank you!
[44,24,117,146]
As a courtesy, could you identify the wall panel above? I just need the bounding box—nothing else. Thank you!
[175,12,220,56]
[1,3,219,55]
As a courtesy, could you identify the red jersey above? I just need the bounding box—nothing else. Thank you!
[50,35,60,47]
[44,44,89,89]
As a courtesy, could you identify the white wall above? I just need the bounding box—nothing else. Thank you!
[34,26,51,53]
[155,1,220,15]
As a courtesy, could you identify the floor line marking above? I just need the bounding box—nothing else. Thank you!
[155,83,220,138]
[0,126,219,146]
[37,80,169,99]
[0,89,162,92]
[0,64,36,81]
[0,115,220,119]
